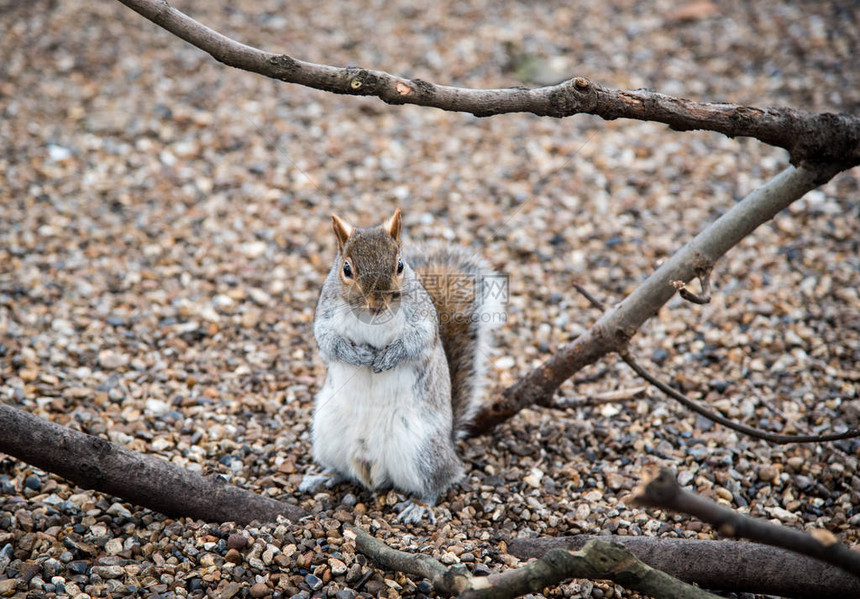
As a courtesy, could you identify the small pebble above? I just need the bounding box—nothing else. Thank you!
[758,465,777,482]
[0,579,18,597]
[227,533,249,551]
[67,561,90,575]
[328,558,347,576]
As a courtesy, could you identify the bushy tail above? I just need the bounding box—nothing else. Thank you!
[406,244,504,436]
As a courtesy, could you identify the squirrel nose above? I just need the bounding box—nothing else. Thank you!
[366,296,388,313]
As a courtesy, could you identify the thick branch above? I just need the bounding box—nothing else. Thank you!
[508,536,860,599]
[633,467,860,580]
[114,0,860,168]
[471,164,838,435]
[352,527,719,599]
[0,402,306,524]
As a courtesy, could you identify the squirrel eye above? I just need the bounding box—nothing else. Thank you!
[343,261,353,279]
[396,259,404,275]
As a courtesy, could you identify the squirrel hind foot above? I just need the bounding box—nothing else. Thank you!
[395,499,437,525]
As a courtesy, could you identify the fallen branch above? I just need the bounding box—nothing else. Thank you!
[114,0,860,168]
[633,467,860,580]
[0,402,306,525]
[352,527,720,599]
[471,163,840,435]
[508,535,860,599]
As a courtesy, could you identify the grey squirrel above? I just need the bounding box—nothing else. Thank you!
[300,208,502,524]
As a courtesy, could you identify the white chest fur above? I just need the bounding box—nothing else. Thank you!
[312,361,445,495]
[311,310,446,496]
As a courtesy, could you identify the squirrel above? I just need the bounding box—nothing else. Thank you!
[299,208,503,524]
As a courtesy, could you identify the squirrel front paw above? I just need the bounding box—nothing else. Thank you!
[372,340,405,373]
[339,340,376,367]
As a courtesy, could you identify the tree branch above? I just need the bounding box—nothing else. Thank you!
[508,536,860,599]
[470,163,840,435]
[0,402,306,525]
[352,527,721,599]
[114,0,860,168]
[633,467,860,580]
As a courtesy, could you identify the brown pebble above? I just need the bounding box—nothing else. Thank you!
[0,579,18,597]
[758,465,777,482]
[322,518,341,531]
[19,368,38,382]
[786,457,805,472]
[225,548,243,564]
[227,533,248,550]
[345,563,363,583]
[364,579,386,595]
[220,582,243,599]
[249,582,270,598]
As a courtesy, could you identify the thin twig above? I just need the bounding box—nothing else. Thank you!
[633,467,860,580]
[675,269,712,304]
[572,281,607,311]
[553,385,648,410]
[621,352,860,444]
[573,265,859,444]
[591,385,649,402]
[114,0,860,168]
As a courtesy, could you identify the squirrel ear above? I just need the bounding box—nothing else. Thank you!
[385,208,402,245]
[331,214,354,252]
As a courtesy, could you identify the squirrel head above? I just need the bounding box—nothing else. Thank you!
[330,208,404,316]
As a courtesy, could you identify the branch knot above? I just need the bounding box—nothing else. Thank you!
[267,54,299,75]
[347,69,380,95]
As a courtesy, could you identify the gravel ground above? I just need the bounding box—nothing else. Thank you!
[1,1,859,598]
